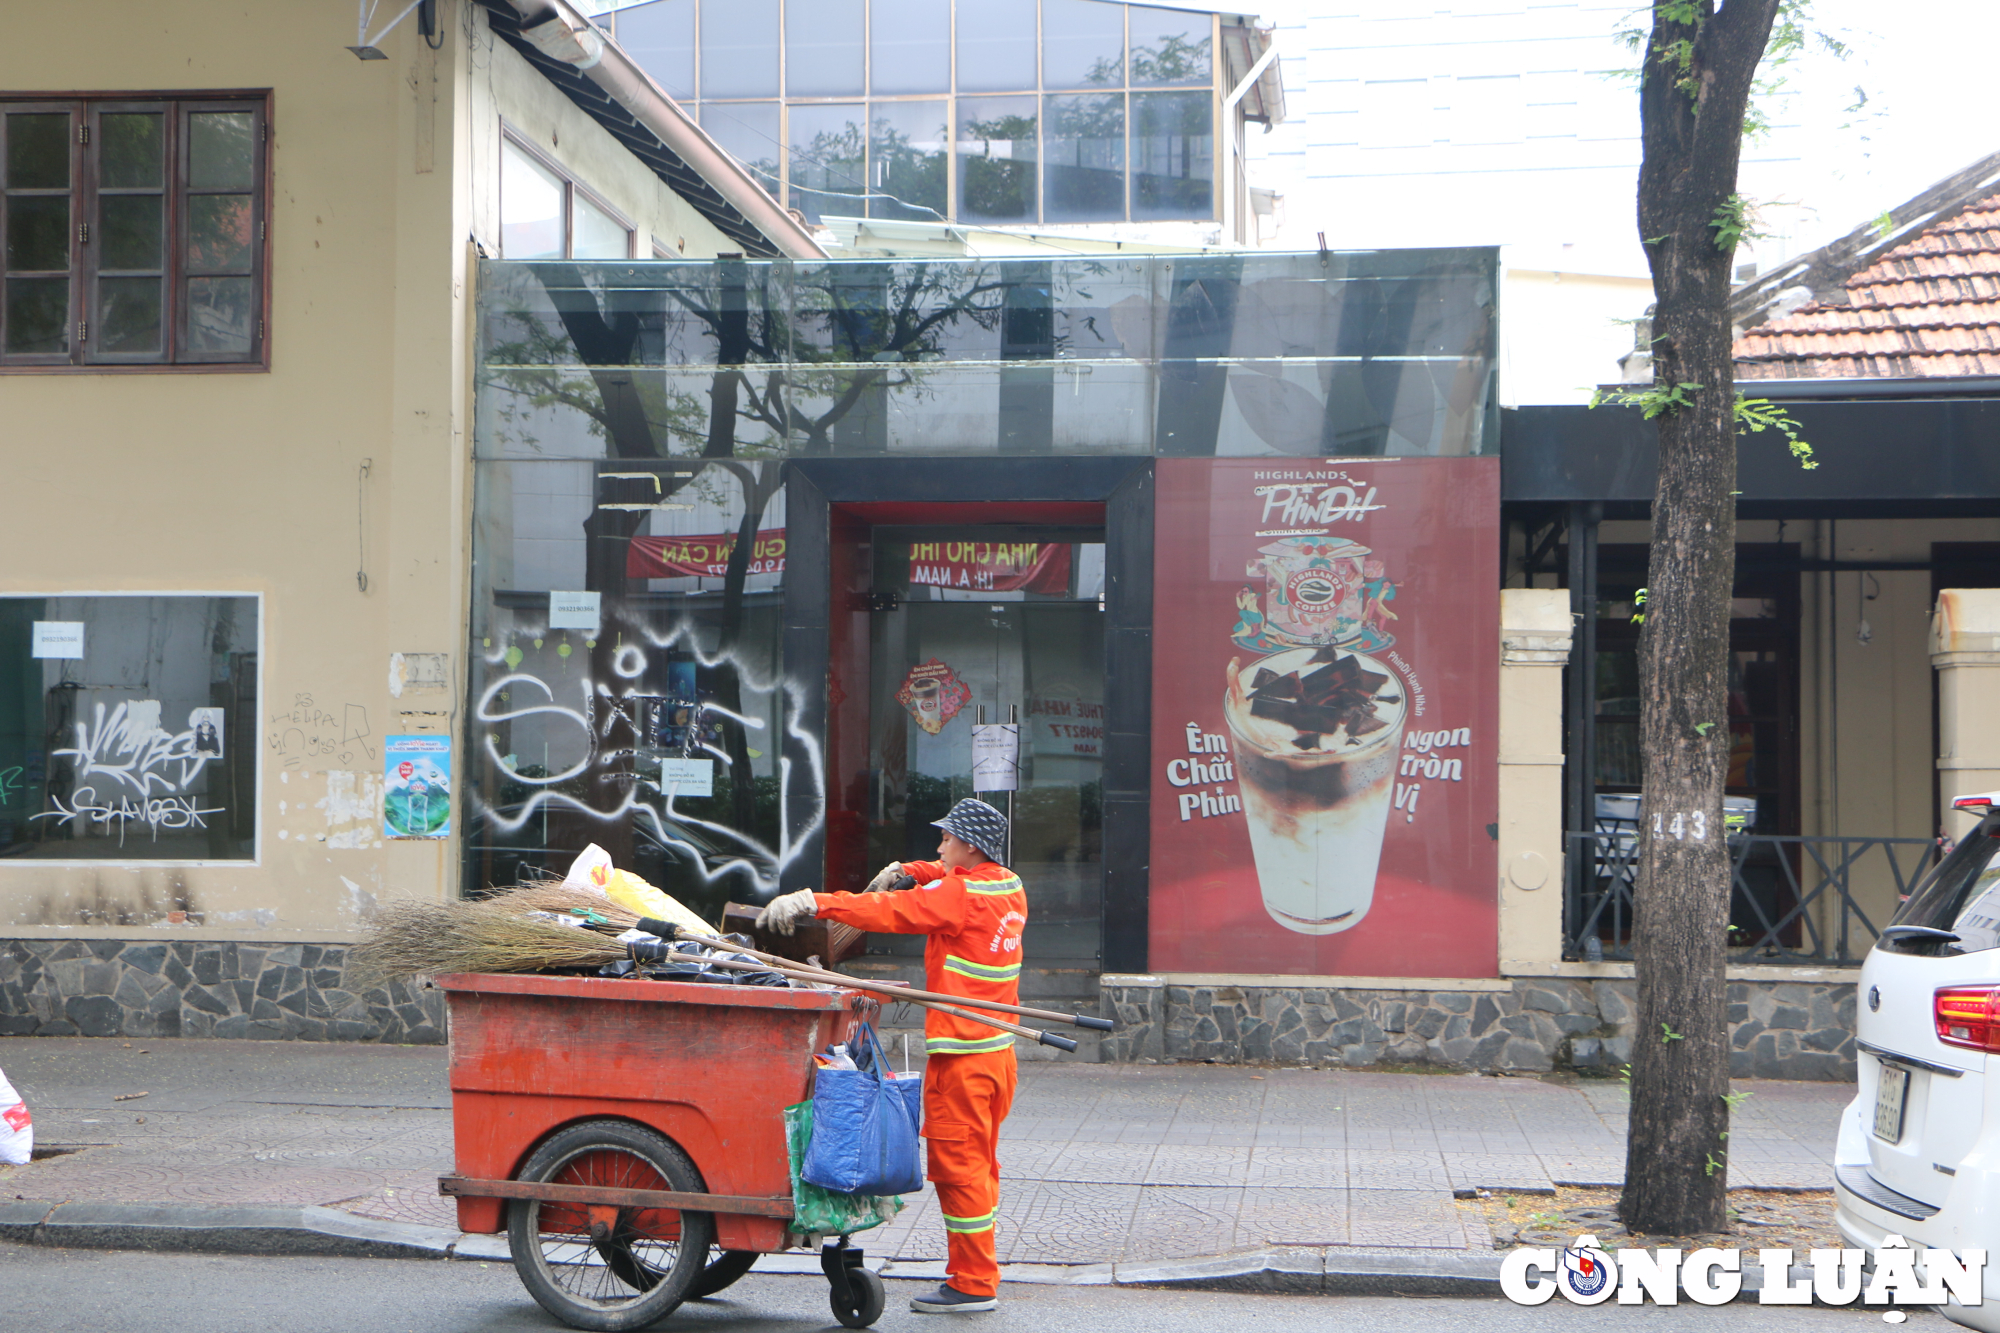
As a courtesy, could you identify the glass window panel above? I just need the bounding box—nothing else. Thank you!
[187,274,254,354]
[6,113,68,189]
[700,102,782,194]
[869,0,948,95]
[956,0,1038,94]
[186,194,252,274]
[100,113,164,188]
[1131,91,1212,219]
[957,97,1037,223]
[788,103,866,225]
[1129,5,1210,86]
[5,195,68,271]
[188,112,256,190]
[1043,93,1124,222]
[100,194,163,271]
[4,276,67,353]
[500,138,565,259]
[615,0,696,101]
[96,276,162,353]
[868,100,948,221]
[1043,0,1125,89]
[786,0,863,97]
[699,0,778,98]
[572,193,629,258]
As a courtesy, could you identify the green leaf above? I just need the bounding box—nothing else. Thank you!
[1693,721,1715,736]
[1661,1022,1684,1042]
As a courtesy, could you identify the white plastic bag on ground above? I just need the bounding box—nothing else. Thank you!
[0,1065,30,1166]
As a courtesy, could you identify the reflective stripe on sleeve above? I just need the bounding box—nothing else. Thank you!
[943,954,1021,982]
[925,1034,1015,1055]
[962,875,1023,896]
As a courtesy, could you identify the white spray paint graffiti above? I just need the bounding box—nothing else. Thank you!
[34,700,226,843]
[470,621,823,898]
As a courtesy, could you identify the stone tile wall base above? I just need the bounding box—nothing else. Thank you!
[1099,978,1857,1081]
[0,940,447,1043]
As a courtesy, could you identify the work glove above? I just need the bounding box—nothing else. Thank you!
[755,888,819,937]
[865,862,907,894]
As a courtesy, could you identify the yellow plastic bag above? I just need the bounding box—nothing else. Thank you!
[561,844,710,935]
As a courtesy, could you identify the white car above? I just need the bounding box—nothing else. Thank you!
[1837,792,2000,1330]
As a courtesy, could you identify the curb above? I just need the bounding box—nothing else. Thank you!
[0,1200,461,1260]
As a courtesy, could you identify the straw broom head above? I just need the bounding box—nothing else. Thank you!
[493,880,644,932]
[351,897,625,986]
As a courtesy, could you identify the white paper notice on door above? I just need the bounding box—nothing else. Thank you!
[661,756,714,798]
[971,723,1020,792]
[31,622,85,659]
[548,591,601,630]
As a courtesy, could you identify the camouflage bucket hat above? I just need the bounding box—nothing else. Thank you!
[931,798,1009,863]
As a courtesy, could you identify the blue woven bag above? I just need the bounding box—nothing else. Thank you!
[800,1021,924,1197]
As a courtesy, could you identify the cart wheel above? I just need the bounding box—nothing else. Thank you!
[689,1248,759,1298]
[830,1267,885,1329]
[506,1119,715,1332]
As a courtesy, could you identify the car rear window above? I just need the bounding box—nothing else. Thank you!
[1887,824,2000,954]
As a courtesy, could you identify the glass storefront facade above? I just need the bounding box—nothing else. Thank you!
[603,0,1224,226]
[469,249,1499,975]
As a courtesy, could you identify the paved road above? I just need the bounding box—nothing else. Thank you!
[0,1243,1944,1333]
[0,1037,1852,1264]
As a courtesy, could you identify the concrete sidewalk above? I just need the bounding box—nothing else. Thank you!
[0,1038,1850,1277]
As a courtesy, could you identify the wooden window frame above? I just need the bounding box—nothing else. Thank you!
[0,89,271,374]
[499,125,636,260]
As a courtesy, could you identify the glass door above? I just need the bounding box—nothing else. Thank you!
[866,530,1106,967]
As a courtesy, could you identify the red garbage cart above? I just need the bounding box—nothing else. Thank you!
[434,971,890,1331]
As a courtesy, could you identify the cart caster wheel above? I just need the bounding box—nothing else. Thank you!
[831,1267,885,1329]
[506,1119,715,1332]
[690,1248,759,1298]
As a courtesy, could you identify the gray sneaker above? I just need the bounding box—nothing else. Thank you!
[910,1284,998,1314]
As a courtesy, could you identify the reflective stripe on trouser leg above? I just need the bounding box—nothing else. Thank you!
[938,1177,1000,1296]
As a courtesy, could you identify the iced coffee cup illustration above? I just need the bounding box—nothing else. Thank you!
[1249,537,1371,646]
[1223,645,1407,934]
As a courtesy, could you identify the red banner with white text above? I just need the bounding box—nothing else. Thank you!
[629,530,1072,595]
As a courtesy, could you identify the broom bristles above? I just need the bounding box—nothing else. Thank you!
[351,896,625,987]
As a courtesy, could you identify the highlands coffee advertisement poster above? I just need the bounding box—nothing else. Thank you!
[1149,457,1500,977]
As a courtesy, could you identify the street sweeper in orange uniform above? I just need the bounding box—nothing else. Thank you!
[759,797,1024,1315]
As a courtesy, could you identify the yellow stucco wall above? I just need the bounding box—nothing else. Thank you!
[0,1,738,941]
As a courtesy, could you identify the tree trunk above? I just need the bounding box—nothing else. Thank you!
[1620,0,1781,1237]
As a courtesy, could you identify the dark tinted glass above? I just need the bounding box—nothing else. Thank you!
[187,275,254,354]
[869,100,948,221]
[1043,0,1124,89]
[100,194,163,271]
[6,195,67,270]
[97,276,162,353]
[1044,94,1124,222]
[788,103,866,224]
[700,0,779,97]
[100,113,164,188]
[957,96,1037,223]
[6,113,68,189]
[786,0,863,97]
[188,112,255,190]
[956,0,1037,93]
[1889,826,2000,954]
[4,276,66,353]
[701,102,782,192]
[869,0,949,95]
[1129,5,1210,86]
[616,0,696,101]
[187,195,253,274]
[1131,90,1211,219]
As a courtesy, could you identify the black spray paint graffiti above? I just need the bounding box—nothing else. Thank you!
[34,700,227,842]
[471,624,822,896]
[267,694,375,770]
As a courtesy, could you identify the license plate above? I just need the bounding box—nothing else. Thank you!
[1874,1061,1910,1143]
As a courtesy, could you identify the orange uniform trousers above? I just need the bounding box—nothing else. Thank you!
[922,1048,1017,1297]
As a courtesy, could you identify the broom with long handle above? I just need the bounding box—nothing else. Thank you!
[356,892,1076,1049]
[496,884,1113,1033]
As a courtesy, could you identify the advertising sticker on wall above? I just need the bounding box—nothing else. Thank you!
[384,736,452,840]
[1148,458,1500,978]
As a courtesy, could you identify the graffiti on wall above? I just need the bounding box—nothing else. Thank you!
[35,700,226,843]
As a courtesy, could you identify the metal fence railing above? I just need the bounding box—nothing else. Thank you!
[1564,829,1940,965]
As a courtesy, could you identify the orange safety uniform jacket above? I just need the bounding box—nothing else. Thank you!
[811,859,1027,1055]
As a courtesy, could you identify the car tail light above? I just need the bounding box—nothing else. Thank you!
[1936,986,2000,1053]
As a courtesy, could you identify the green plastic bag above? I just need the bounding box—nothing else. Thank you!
[783,1100,904,1235]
